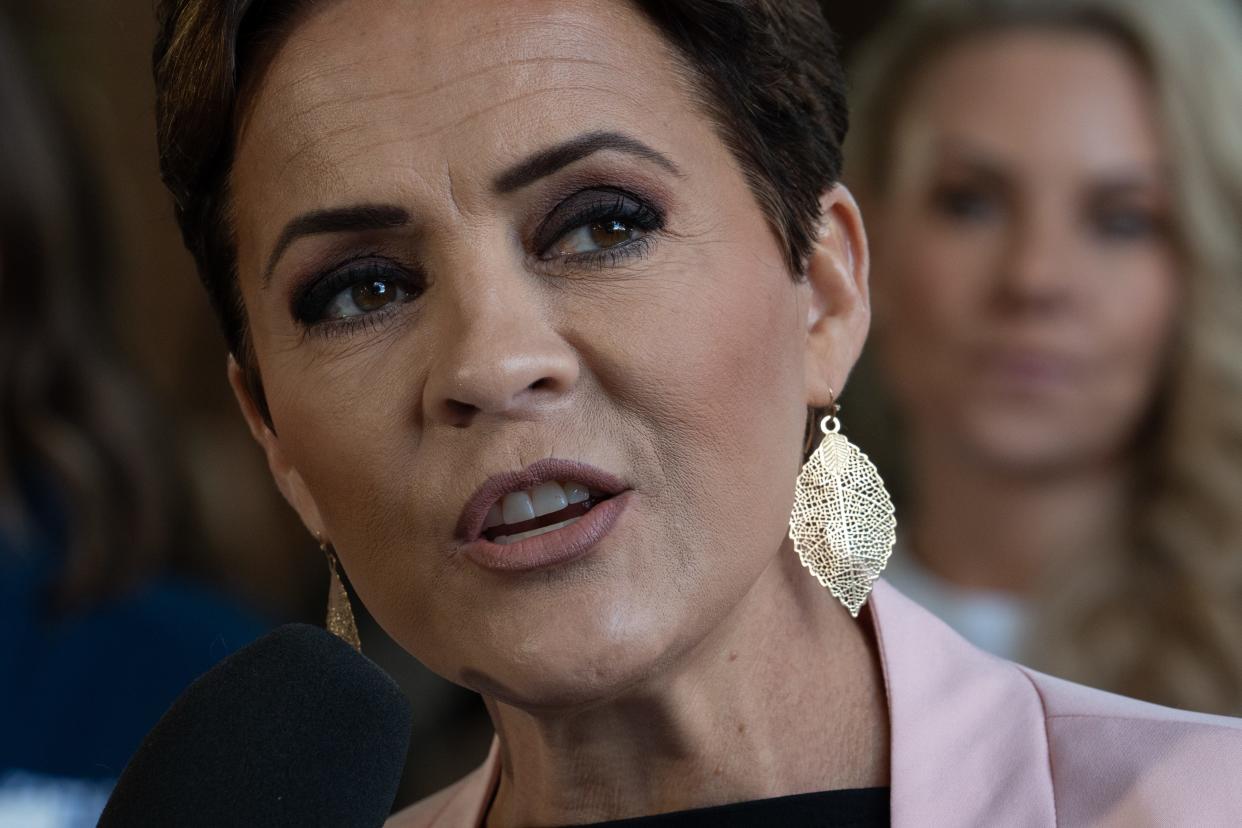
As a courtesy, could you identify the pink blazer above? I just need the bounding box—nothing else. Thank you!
[388,579,1242,826]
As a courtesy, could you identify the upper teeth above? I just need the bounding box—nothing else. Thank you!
[483,480,592,530]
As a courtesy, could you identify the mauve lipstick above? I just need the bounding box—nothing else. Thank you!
[455,458,632,572]
[975,347,1084,391]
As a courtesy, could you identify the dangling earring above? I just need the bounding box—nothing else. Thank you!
[320,538,362,651]
[789,392,896,617]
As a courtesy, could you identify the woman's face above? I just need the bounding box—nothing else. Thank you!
[868,30,1180,473]
[228,0,864,706]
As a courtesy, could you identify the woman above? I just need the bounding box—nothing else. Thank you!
[151,0,1242,824]
[846,0,1242,714]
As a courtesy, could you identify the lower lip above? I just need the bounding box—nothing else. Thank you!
[979,354,1077,388]
[460,490,633,572]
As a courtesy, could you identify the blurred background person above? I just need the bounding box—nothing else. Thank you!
[846,0,1242,714]
[0,10,270,824]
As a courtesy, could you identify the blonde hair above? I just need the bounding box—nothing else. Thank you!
[847,0,1242,713]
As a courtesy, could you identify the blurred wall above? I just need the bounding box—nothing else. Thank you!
[3,0,321,622]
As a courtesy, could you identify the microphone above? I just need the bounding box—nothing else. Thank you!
[98,624,412,827]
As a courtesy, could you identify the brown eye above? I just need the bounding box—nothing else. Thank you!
[323,277,408,319]
[932,183,999,223]
[352,280,396,312]
[589,219,635,248]
[551,218,641,257]
[536,188,665,262]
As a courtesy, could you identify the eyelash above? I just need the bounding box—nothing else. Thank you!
[929,179,1169,243]
[533,189,665,267]
[290,188,666,336]
[291,253,423,337]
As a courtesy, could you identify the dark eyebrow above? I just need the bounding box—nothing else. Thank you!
[261,133,676,284]
[1088,170,1169,196]
[263,204,410,286]
[493,130,682,193]
[935,142,1010,184]
[938,137,1169,194]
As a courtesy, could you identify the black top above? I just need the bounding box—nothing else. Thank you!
[577,787,890,827]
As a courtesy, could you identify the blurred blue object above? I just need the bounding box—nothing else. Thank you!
[0,483,271,782]
[0,771,110,828]
[0,536,270,782]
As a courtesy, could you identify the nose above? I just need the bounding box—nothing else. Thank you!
[994,206,1075,315]
[423,267,579,428]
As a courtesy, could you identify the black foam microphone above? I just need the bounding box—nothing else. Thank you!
[98,624,412,828]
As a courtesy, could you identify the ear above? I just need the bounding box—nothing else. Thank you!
[803,184,871,408]
[227,355,327,540]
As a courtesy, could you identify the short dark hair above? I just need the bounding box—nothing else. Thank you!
[153,0,848,393]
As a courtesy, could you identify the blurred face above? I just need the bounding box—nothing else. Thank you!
[868,30,1180,473]
[228,0,862,707]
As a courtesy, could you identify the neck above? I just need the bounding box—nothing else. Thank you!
[483,540,890,827]
[905,429,1130,593]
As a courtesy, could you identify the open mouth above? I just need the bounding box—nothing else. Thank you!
[482,480,613,545]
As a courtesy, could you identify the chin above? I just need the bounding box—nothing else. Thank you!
[457,635,675,715]
[961,411,1117,475]
[452,612,682,712]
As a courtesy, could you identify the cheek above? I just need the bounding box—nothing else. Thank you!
[872,205,996,404]
[598,235,808,524]
[1090,250,1181,407]
[1101,256,1180,364]
[261,357,458,663]
[877,200,997,323]
[639,259,800,421]
[598,239,808,671]
[258,333,426,540]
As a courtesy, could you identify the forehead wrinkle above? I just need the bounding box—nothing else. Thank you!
[412,82,654,142]
[257,3,629,133]
[242,0,696,197]
[247,4,671,166]
[267,79,656,191]
[284,54,610,131]
[270,50,624,145]
[235,46,372,152]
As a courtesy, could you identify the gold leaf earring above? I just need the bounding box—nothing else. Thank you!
[320,539,362,651]
[789,392,896,617]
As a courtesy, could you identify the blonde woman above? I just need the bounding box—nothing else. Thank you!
[847,0,1242,714]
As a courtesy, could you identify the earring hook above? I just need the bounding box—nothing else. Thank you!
[820,389,841,435]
